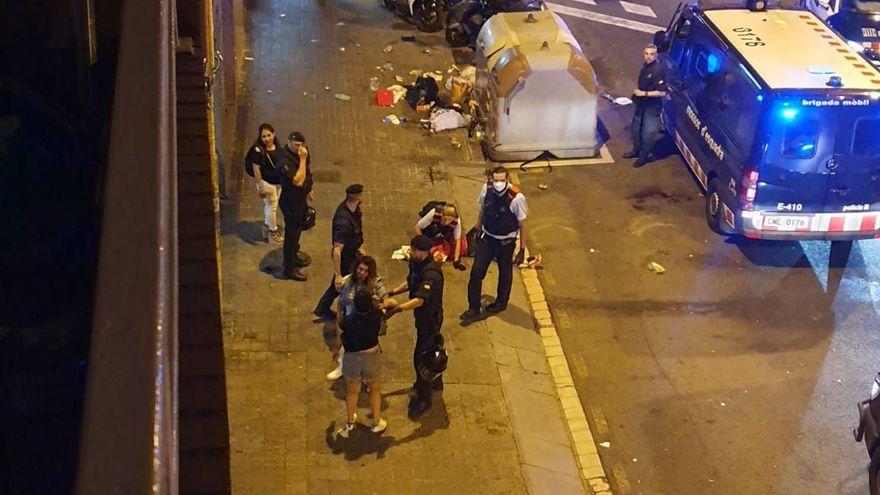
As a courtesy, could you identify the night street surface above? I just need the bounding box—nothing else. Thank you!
[521,1,880,493]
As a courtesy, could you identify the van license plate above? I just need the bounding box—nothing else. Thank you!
[764,216,811,231]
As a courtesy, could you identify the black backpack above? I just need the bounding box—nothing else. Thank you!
[419,200,447,218]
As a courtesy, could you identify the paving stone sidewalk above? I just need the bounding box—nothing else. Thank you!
[218,0,586,493]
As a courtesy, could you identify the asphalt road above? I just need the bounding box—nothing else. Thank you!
[520,2,880,494]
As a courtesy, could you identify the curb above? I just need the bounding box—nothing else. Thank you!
[519,268,614,495]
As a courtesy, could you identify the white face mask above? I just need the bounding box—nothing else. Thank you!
[492,180,508,193]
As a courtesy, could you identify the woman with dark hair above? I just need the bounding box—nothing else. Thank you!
[326,255,387,380]
[244,123,284,243]
[334,288,387,437]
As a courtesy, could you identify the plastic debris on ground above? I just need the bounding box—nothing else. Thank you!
[386,85,407,104]
[647,261,666,274]
[267,90,272,93]
[450,137,462,149]
[324,85,331,90]
[334,93,351,101]
[382,62,394,72]
[336,21,346,26]
[395,75,404,83]
[339,47,346,52]
[518,254,542,269]
[383,44,394,53]
[601,92,633,106]
[280,13,287,17]
[409,69,422,76]
[392,246,412,260]
[310,39,319,43]
[423,48,432,54]
[303,91,309,96]
[382,114,408,125]
[243,56,254,61]
[429,107,469,132]
[376,89,395,106]
[538,182,548,190]
[370,77,380,91]
[599,442,611,448]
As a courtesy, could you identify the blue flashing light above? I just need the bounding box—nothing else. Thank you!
[706,53,721,74]
[800,143,815,152]
[781,108,798,120]
[756,94,764,102]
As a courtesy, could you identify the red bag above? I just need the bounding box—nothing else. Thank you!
[376,89,394,107]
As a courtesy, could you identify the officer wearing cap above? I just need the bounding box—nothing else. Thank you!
[277,131,313,281]
[383,235,445,415]
[313,184,366,322]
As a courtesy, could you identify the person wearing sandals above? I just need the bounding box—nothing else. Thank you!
[326,256,387,381]
[244,123,284,243]
[334,288,388,437]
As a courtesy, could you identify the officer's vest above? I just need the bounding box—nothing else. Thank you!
[482,182,520,237]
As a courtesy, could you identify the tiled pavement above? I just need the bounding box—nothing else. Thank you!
[218,0,588,493]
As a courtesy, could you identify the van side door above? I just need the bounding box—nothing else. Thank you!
[658,9,694,134]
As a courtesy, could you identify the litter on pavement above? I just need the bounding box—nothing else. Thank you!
[382,62,394,72]
[382,114,408,125]
[334,93,352,101]
[429,107,469,132]
[386,85,407,104]
[647,261,666,274]
[383,44,394,53]
[392,246,412,260]
[335,21,346,26]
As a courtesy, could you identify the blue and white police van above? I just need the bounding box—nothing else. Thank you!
[802,0,880,65]
[655,1,880,239]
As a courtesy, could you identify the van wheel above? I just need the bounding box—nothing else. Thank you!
[414,0,444,32]
[870,448,880,495]
[705,179,727,235]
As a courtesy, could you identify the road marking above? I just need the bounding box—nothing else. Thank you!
[619,0,657,18]
[547,3,665,34]
[569,0,598,6]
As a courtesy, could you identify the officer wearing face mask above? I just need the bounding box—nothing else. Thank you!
[460,166,528,326]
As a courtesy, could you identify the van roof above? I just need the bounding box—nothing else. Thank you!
[703,9,880,90]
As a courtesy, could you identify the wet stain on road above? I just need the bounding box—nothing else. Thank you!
[629,186,695,213]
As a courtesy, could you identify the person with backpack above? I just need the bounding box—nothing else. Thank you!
[334,286,388,438]
[460,166,528,326]
[244,123,284,243]
[414,202,467,271]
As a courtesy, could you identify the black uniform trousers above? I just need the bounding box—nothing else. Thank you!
[314,255,354,315]
[630,105,661,162]
[467,234,516,311]
[413,312,443,403]
[281,204,306,273]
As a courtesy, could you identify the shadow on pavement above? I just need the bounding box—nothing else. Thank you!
[324,394,450,461]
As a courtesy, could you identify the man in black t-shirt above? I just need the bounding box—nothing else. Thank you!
[624,44,667,168]
[313,184,365,322]
[277,131,313,281]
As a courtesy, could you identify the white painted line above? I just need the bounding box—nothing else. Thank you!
[568,0,597,6]
[495,144,615,169]
[547,3,665,34]
[619,0,657,18]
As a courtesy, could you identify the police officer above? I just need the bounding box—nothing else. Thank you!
[383,235,445,415]
[313,184,365,322]
[460,166,527,326]
[624,44,667,168]
[277,131,313,281]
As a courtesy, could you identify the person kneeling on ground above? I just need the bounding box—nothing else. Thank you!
[415,203,467,271]
[335,288,388,438]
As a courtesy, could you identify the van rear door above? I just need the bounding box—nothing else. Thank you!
[823,114,880,215]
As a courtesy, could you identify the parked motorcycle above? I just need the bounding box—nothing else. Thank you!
[445,0,543,47]
[385,0,450,32]
[853,373,880,494]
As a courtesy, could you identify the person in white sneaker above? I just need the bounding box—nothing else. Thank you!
[244,123,284,243]
[326,255,386,380]
[334,288,387,437]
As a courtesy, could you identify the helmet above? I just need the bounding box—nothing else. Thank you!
[416,333,448,382]
[303,206,317,231]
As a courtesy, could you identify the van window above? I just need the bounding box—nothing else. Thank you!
[713,65,760,153]
[668,18,692,65]
[782,119,820,158]
[853,118,880,157]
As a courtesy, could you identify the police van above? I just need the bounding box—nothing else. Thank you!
[655,1,880,239]
[801,0,880,65]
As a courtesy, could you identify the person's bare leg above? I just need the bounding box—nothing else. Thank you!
[345,379,361,422]
[366,379,382,422]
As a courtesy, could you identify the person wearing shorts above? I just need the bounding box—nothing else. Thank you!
[335,289,387,437]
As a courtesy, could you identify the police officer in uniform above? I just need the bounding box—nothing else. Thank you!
[383,235,445,415]
[460,166,527,326]
[624,44,667,168]
[277,131,313,281]
[313,184,365,322]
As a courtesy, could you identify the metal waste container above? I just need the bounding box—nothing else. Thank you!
[474,11,599,161]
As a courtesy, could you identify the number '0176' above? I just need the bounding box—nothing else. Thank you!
[732,27,766,47]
